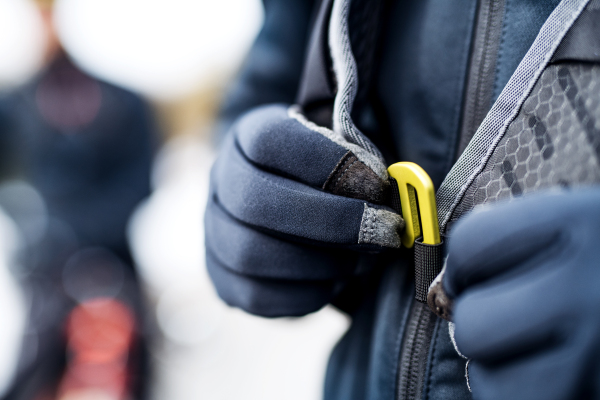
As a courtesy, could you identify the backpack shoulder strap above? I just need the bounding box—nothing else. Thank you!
[436,0,591,232]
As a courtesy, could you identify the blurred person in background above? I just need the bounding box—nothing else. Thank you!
[0,0,157,399]
[206,0,600,399]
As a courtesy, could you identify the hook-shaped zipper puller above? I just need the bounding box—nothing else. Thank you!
[388,162,447,312]
[388,162,440,247]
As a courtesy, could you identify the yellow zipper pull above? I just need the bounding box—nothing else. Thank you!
[388,162,440,247]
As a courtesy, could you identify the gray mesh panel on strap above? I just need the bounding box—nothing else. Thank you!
[457,63,600,215]
[436,0,591,231]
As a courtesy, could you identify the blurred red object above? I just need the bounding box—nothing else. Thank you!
[58,298,136,400]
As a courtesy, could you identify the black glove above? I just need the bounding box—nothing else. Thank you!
[444,188,600,400]
[205,104,403,317]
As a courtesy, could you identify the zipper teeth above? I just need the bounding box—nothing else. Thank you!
[405,306,426,399]
[471,2,496,127]
[398,1,506,400]
[474,0,504,128]
[399,304,420,399]
[397,302,436,400]
[457,0,506,158]
[397,302,419,400]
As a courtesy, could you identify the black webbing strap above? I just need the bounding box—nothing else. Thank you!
[414,237,445,303]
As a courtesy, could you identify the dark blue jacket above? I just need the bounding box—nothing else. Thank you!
[208,1,574,399]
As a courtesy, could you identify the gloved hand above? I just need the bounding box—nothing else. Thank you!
[443,188,600,400]
[205,104,403,317]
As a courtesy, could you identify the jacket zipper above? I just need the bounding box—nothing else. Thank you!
[396,1,506,399]
[457,0,506,158]
[397,301,437,400]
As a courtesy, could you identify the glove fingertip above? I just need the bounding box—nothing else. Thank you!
[357,203,404,249]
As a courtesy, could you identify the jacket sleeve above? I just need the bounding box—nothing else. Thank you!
[214,0,317,142]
